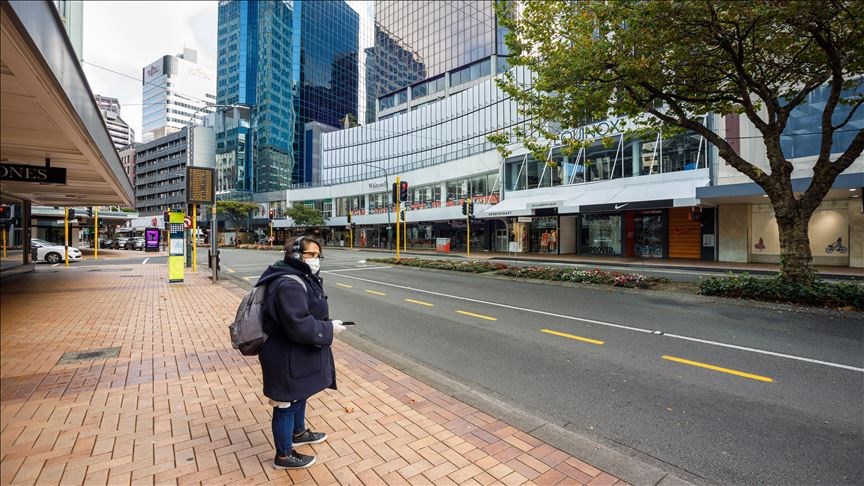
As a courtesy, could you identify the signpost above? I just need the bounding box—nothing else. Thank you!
[395,176,401,260]
[187,167,215,275]
[168,211,186,283]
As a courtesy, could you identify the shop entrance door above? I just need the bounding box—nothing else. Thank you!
[634,213,665,258]
[495,228,508,251]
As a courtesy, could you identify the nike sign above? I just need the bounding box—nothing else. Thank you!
[614,203,629,210]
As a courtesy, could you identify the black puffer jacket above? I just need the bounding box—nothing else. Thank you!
[257,257,336,402]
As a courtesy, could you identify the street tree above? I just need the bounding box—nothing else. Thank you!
[286,202,326,228]
[492,0,863,282]
[215,200,259,231]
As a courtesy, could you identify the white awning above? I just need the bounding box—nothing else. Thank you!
[481,195,534,217]
[567,169,710,212]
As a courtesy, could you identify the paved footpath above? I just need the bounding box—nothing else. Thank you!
[1,265,627,485]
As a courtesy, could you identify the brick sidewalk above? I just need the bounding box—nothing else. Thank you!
[0,265,626,485]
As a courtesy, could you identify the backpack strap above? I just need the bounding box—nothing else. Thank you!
[280,274,307,293]
[262,274,308,335]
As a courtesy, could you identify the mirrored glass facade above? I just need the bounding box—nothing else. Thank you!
[372,0,501,101]
[216,0,295,195]
[292,0,360,184]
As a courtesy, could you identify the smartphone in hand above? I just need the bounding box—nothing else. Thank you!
[341,321,356,326]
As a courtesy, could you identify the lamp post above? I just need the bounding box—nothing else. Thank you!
[186,103,250,282]
[366,163,392,251]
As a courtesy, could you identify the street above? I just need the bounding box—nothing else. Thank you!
[212,247,864,485]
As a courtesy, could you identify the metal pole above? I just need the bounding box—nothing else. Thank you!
[64,208,69,267]
[211,205,218,283]
[192,204,197,272]
[395,175,401,260]
[2,226,6,258]
[94,207,98,260]
[467,200,471,257]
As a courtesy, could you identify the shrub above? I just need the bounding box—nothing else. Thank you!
[697,274,864,310]
[369,258,503,273]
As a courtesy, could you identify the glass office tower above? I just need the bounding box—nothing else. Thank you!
[292,0,360,184]
[216,0,294,195]
[372,1,506,105]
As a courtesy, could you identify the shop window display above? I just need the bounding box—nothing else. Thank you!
[579,214,623,255]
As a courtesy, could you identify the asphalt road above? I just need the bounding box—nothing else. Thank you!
[72,248,864,484]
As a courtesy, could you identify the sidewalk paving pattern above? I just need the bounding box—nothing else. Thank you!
[0,265,626,485]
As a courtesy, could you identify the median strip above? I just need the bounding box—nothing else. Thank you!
[404,298,434,307]
[456,310,497,321]
[662,355,774,383]
[541,329,604,345]
[335,283,353,288]
[365,289,386,296]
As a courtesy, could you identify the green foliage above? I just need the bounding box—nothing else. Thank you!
[216,200,259,228]
[698,274,864,310]
[370,258,667,288]
[285,203,326,228]
[493,0,864,282]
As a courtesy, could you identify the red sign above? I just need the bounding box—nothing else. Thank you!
[151,217,158,227]
[183,216,192,229]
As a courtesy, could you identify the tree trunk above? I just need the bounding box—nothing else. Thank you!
[775,209,816,282]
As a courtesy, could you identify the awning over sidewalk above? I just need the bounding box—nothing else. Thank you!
[0,1,134,206]
[482,194,535,217]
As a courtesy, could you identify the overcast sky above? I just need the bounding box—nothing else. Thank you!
[82,1,373,142]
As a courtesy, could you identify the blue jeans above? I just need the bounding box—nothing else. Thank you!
[272,399,307,457]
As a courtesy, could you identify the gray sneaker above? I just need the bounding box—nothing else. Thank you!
[292,429,327,445]
[273,450,316,469]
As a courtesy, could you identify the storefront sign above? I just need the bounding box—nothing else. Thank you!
[580,199,673,213]
[0,163,66,184]
[368,182,386,190]
[528,201,561,209]
[558,118,623,143]
[517,217,533,223]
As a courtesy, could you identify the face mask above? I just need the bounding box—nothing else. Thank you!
[304,257,320,274]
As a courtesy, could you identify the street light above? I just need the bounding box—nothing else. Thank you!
[366,163,392,251]
[186,103,250,282]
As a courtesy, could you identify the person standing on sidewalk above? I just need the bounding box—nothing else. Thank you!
[255,235,347,469]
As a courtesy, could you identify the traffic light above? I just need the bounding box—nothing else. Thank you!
[400,181,408,202]
[347,212,352,224]
[461,201,467,215]
[0,205,11,222]
[392,182,399,204]
[268,208,275,220]
[163,211,170,229]
[350,222,356,230]
[468,198,474,216]
[400,210,405,220]
[67,208,75,219]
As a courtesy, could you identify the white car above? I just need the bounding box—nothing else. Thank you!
[31,238,82,264]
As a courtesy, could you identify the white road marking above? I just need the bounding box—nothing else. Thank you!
[332,272,864,373]
[322,266,392,273]
[242,276,258,281]
[51,263,59,267]
[142,258,149,265]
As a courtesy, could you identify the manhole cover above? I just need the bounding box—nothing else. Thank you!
[57,347,120,365]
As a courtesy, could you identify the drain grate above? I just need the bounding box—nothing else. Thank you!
[57,347,121,365]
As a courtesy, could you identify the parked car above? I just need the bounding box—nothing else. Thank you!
[113,237,130,249]
[124,237,145,250]
[31,238,82,264]
[99,238,114,249]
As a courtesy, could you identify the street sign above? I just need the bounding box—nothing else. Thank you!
[345,224,351,230]
[267,236,275,243]
[184,216,193,229]
[186,167,215,204]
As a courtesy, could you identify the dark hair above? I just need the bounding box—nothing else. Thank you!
[284,235,322,259]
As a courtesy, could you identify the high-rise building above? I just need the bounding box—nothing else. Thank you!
[53,0,83,62]
[291,0,360,184]
[216,0,294,196]
[371,0,508,120]
[118,144,138,188]
[141,48,216,143]
[95,95,135,149]
[216,0,361,192]
[135,126,215,215]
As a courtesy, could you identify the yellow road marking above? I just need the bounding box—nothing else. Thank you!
[662,355,773,383]
[335,283,353,288]
[541,329,604,345]
[242,276,258,281]
[224,267,235,273]
[365,289,386,296]
[456,310,497,321]
[404,298,434,307]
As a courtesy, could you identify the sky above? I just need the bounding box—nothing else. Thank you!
[82,1,374,143]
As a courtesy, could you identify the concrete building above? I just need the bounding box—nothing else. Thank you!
[134,126,215,215]
[95,95,135,149]
[52,0,82,62]
[249,66,862,269]
[141,48,216,143]
[118,144,138,188]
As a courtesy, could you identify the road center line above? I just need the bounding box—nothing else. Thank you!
[329,272,864,373]
[662,355,774,383]
[404,298,434,307]
[335,283,353,288]
[457,310,497,321]
[542,329,604,345]
[323,266,392,273]
[365,289,386,296]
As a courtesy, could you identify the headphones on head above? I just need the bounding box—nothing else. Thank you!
[291,236,307,260]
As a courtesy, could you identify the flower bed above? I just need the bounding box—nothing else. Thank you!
[370,258,665,288]
[698,274,864,310]
[235,244,281,250]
